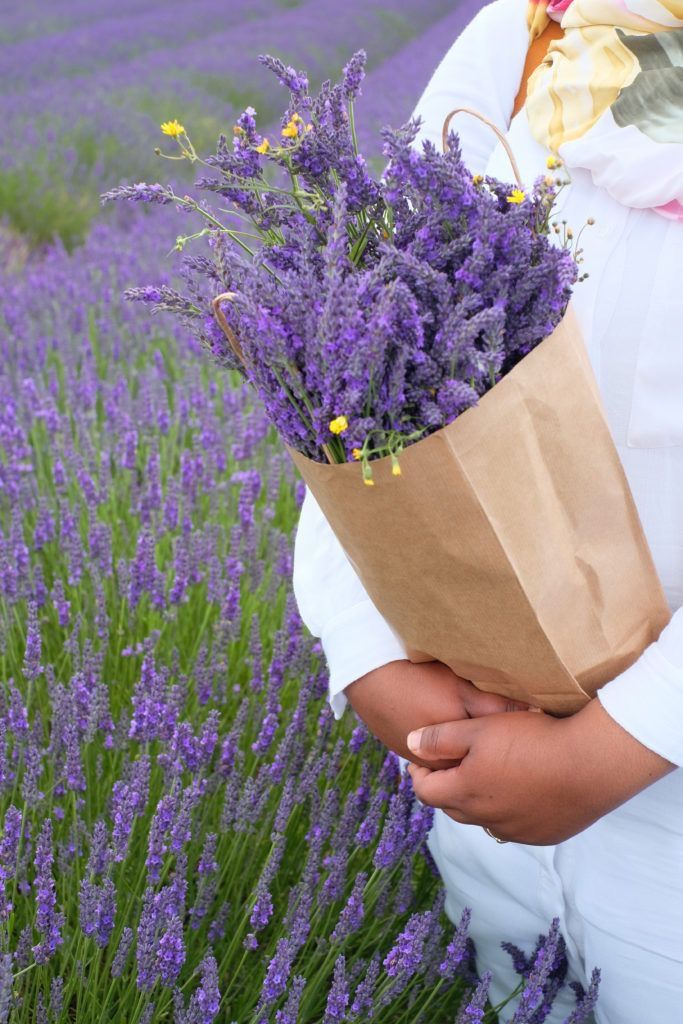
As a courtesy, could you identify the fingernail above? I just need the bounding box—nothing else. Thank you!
[407,729,423,754]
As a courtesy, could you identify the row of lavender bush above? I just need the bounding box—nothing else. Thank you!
[0,211,604,1022]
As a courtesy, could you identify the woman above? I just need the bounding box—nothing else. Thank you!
[293,0,683,1020]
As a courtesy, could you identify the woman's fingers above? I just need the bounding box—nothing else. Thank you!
[407,761,472,815]
[457,678,530,717]
[406,718,474,761]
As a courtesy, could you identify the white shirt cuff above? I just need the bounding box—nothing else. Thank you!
[321,598,408,719]
[597,613,683,766]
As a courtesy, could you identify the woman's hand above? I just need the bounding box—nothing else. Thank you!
[406,697,675,844]
[345,660,530,771]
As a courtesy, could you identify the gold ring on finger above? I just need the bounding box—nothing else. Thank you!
[483,826,508,844]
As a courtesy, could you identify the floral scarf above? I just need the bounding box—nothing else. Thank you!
[525,0,683,220]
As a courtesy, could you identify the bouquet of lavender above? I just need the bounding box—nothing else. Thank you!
[104,51,580,484]
[106,51,669,714]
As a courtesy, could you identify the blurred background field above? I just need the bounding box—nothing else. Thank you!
[3,0,480,250]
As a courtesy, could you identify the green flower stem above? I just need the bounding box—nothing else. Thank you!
[348,101,359,157]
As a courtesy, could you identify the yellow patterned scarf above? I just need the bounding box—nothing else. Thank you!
[524,0,683,219]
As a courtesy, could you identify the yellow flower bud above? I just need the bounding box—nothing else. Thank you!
[255,138,270,154]
[472,174,484,185]
[391,459,402,477]
[351,448,362,461]
[160,120,185,137]
[329,415,349,435]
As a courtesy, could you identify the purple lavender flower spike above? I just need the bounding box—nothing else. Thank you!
[563,969,601,1024]
[101,182,173,205]
[392,859,415,916]
[342,50,367,101]
[373,787,411,870]
[345,957,378,1020]
[355,788,387,848]
[79,876,116,947]
[509,919,567,1024]
[157,913,186,987]
[348,724,368,754]
[275,975,306,1024]
[323,955,350,1024]
[383,910,432,978]
[0,806,21,920]
[258,55,310,107]
[50,975,64,1018]
[111,927,134,978]
[0,953,12,1023]
[185,954,220,1024]
[22,600,43,682]
[257,936,296,1011]
[250,884,274,932]
[32,819,65,964]
[331,870,367,943]
[207,901,230,944]
[454,971,493,1024]
[439,907,473,980]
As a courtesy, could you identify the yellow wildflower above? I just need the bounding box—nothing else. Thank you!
[281,120,299,138]
[233,125,244,135]
[160,120,185,138]
[329,415,349,435]
[363,477,375,487]
[255,138,270,154]
[506,188,526,205]
[351,448,362,461]
[546,155,563,169]
[291,113,303,123]
[472,174,484,185]
[391,459,402,477]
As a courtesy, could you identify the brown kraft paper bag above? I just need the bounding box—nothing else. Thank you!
[289,304,671,715]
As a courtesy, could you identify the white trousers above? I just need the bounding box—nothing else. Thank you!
[400,757,683,1023]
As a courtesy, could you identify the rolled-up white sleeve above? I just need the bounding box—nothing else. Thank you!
[291,0,528,719]
[597,608,683,766]
[292,488,407,719]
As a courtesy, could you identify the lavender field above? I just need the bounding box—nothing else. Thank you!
[0,2,596,1022]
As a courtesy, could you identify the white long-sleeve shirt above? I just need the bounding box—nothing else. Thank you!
[292,0,683,767]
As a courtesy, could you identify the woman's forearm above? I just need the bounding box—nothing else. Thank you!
[345,659,529,770]
[346,660,468,769]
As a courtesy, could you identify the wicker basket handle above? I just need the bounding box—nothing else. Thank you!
[441,106,524,188]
